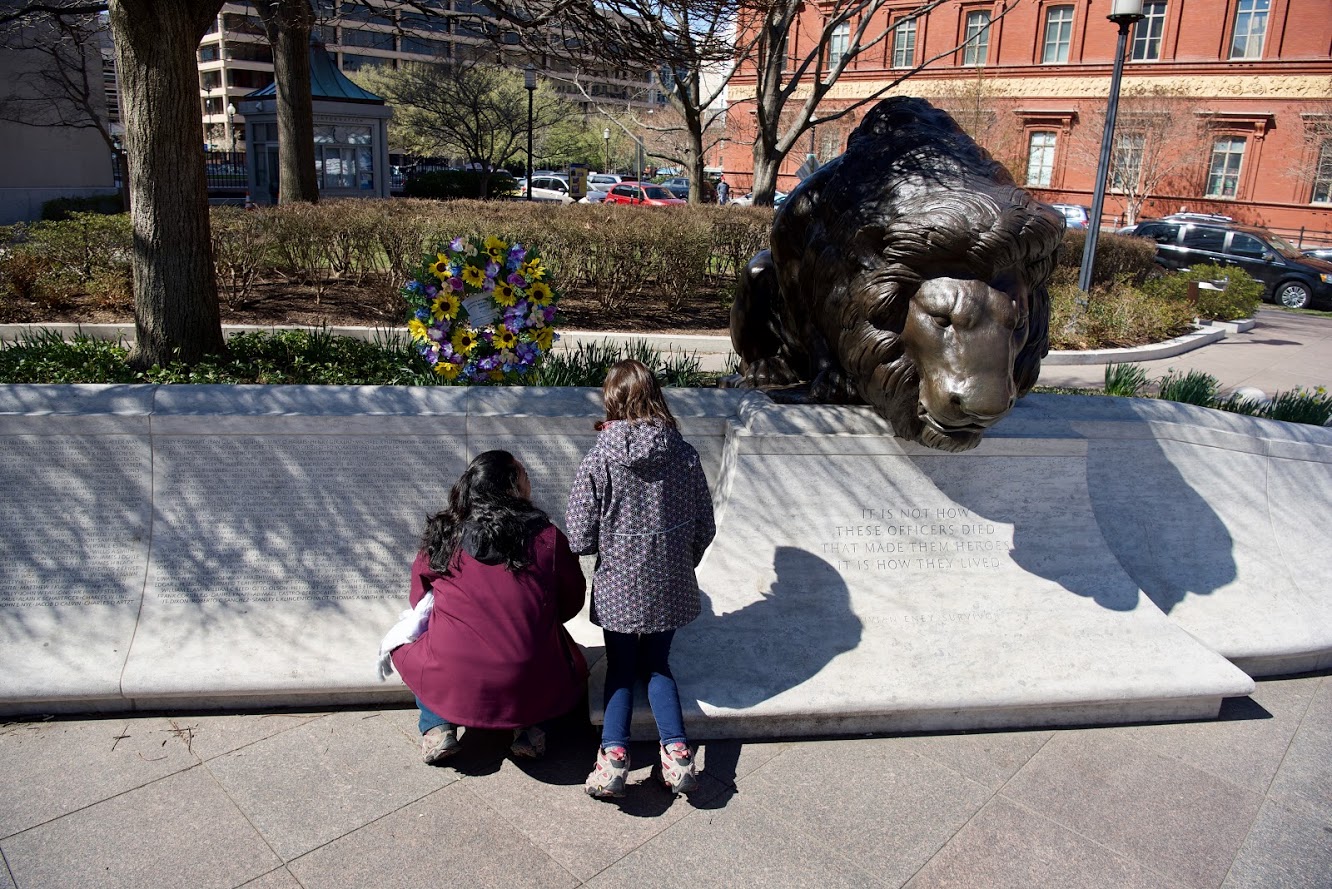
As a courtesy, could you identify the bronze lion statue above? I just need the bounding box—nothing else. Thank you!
[730,97,1065,452]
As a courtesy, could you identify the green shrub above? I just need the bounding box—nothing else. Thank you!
[1049,278,1195,350]
[1141,263,1262,322]
[1263,387,1332,425]
[1155,369,1221,406]
[403,170,518,201]
[1104,362,1149,397]
[12,212,133,302]
[1056,229,1160,288]
[40,193,124,221]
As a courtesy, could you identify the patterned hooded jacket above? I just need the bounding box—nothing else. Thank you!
[564,420,716,634]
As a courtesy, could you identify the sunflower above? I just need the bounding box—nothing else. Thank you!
[433,361,462,380]
[493,281,517,307]
[528,281,553,306]
[484,235,508,262]
[452,326,479,355]
[535,326,555,351]
[407,318,430,342]
[493,325,519,350]
[520,258,546,281]
[461,264,486,288]
[428,253,451,279]
[431,293,460,321]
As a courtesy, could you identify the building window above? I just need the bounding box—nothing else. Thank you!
[1206,137,1245,198]
[1312,141,1332,204]
[1026,131,1056,187]
[1230,0,1268,59]
[963,10,991,66]
[1111,132,1145,192]
[1130,1,1166,61]
[314,124,375,191]
[892,17,917,68]
[829,21,850,69]
[1041,5,1074,64]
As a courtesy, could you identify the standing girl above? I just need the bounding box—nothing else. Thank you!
[565,360,716,798]
[391,450,587,764]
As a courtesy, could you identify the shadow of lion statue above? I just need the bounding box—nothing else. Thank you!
[729,96,1065,452]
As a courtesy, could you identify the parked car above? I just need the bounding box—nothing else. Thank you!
[579,189,609,204]
[731,191,788,207]
[1127,218,1332,310]
[1051,203,1090,230]
[518,174,574,204]
[588,173,623,189]
[602,182,687,206]
[1301,246,1332,262]
[659,176,691,198]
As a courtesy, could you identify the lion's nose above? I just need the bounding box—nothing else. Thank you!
[949,387,1015,422]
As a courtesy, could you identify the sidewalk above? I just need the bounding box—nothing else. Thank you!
[2,672,1328,888]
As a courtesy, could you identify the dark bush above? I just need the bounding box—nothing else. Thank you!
[403,171,519,201]
[40,193,125,221]
[1056,229,1160,288]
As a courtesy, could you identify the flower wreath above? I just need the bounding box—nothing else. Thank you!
[402,235,560,382]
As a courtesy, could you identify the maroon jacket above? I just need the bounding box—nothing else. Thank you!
[391,522,587,729]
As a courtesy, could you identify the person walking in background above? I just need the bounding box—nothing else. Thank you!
[716,177,730,205]
[566,360,716,799]
[387,450,587,765]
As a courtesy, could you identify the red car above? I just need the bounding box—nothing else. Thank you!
[602,181,687,206]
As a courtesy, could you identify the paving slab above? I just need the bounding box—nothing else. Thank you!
[237,870,302,889]
[1264,675,1332,821]
[285,782,579,889]
[1221,797,1332,889]
[0,767,280,889]
[906,796,1186,889]
[1000,729,1266,888]
[886,728,1055,791]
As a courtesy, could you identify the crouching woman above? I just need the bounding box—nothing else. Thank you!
[391,450,588,763]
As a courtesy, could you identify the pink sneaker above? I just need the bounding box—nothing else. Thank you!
[585,745,630,799]
[659,742,697,795]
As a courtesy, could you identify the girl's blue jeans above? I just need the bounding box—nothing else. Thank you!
[417,698,453,735]
[600,629,687,750]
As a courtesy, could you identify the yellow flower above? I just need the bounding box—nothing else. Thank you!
[428,253,450,279]
[433,361,461,380]
[484,235,508,259]
[535,326,555,351]
[452,326,479,355]
[488,369,505,381]
[493,325,518,350]
[431,293,460,321]
[521,258,546,281]
[461,265,486,288]
[528,281,553,306]
[408,318,430,342]
[493,281,517,307]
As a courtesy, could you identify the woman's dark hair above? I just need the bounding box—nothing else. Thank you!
[421,450,547,574]
[596,358,677,431]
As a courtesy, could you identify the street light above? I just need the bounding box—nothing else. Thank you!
[603,127,610,173]
[524,65,536,202]
[1078,0,1145,293]
[227,102,237,154]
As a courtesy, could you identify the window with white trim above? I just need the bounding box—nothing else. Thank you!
[963,10,991,66]
[1205,137,1245,198]
[1229,0,1268,60]
[1026,131,1056,187]
[892,16,917,68]
[1130,1,1166,61]
[1041,6,1074,64]
[1312,141,1332,204]
[829,21,850,69]
[1111,132,1145,192]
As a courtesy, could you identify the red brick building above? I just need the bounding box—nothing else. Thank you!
[722,0,1332,244]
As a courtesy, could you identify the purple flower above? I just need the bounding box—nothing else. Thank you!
[449,236,465,252]
[485,261,500,278]
[439,342,456,360]
[425,285,438,297]
[507,272,526,287]
[448,277,464,291]
[543,305,557,323]
[516,342,539,363]
[503,302,528,329]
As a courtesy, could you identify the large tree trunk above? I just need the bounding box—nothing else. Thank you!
[108,0,225,368]
[255,0,319,204]
[749,150,783,208]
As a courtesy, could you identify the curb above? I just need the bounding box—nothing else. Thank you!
[0,318,1255,372]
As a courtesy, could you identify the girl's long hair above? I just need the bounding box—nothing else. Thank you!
[420,450,547,574]
[596,358,677,431]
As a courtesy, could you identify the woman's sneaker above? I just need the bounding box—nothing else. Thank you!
[421,725,460,764]
[584,746,629,799]
[510,725,546,759]
[659,742,698,795]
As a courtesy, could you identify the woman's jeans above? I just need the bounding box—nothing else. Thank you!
[600,629,687,749]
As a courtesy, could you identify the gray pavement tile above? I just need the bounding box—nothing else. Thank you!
[693,738,791,789]
[0,716,199,837]
[204,710,454,861]
[0,853,15,889]
[1221,797,1332,889]
[0,766,280,889]
[1095,676,1321,794]
[237,866,304,888]
[1266,676,1332,821]
[582,793,881,888]
[739,737,996,888]
[161,712,328,762]
[286,781,578,888]
[888,729,1054,790]
[1000,728,1265,888]
[905,796,1187,889]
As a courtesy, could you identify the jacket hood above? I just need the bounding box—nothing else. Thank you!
[600,420,686,472]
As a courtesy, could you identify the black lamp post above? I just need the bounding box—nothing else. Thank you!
[1078,0,1146,293]
[524,65,536,202]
